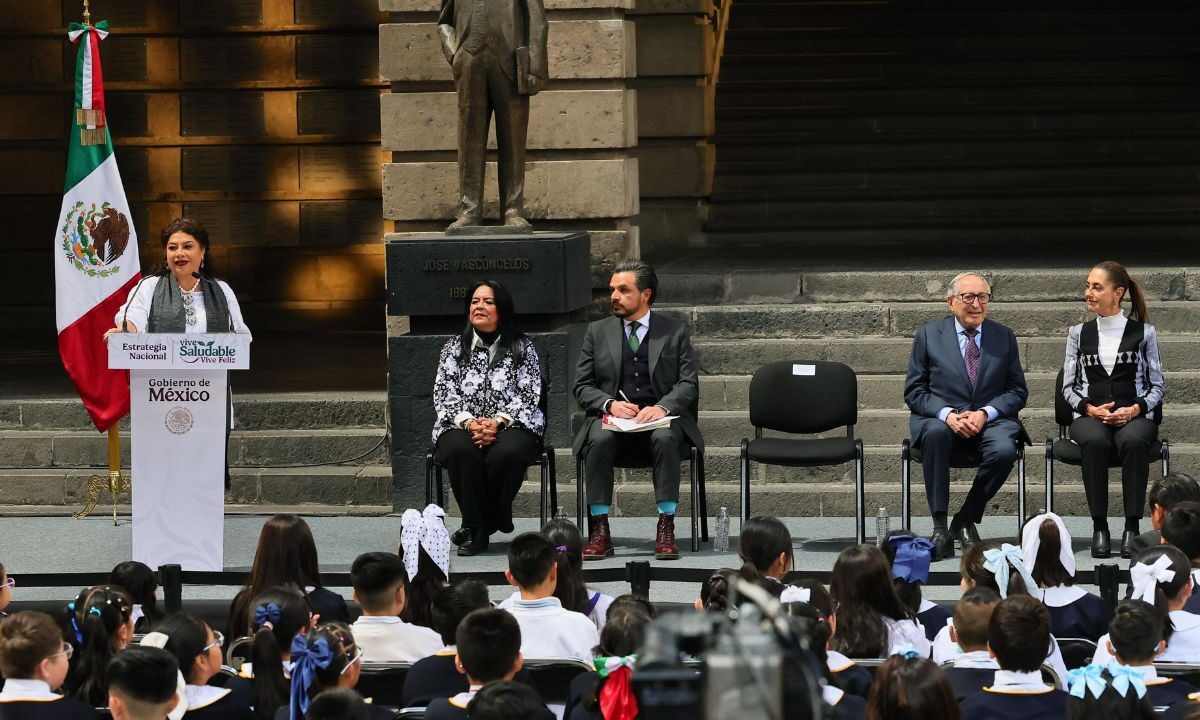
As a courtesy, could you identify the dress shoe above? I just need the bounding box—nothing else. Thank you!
[654,513,680,560]
[1091,528,1112,559]
[950,516,980,550]
[456,531,489,556]
[450,526,471,547]
[1121,530,1138,559]
[583,514,615,560]
[930,529,955,561]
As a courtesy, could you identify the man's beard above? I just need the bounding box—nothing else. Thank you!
[611,303,631,317]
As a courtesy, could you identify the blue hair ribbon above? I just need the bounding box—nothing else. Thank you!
[982,543,1042,600]
[1107,664,1148,699]
[289,635,334,719]
[1066,664,1106,699]
[889,643,921,660]
[254,602,282,629]
[888,535,934,584]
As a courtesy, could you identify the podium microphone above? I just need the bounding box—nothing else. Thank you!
[120,274,153,332]
[192,271,233,332]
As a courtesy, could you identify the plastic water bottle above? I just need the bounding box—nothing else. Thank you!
[714,507,731,552]
[876,507,891,546]
[554,506,567,523]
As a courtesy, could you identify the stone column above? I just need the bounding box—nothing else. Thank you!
[379,0,640,511]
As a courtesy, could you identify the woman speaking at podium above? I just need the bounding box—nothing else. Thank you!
[106,218,252,489]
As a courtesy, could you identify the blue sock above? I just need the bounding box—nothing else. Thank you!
[657,501,677,516]
[590,504,610,517]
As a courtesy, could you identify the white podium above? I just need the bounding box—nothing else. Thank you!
[108,333,251,571]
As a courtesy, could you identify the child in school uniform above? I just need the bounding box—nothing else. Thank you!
[738,516,794,589]
[1022,512,1110,641]
[932,541,1070,682]
[960,596,1071,719]
[304,689,369,720]
[781,601,866,720]
[864,655,959,720]
[830,544,930,658]
[1094,545,1200,664]
[882,530,951,642]
[349,551,442,663]
[941,586,1002,702]
[109,561,165,634]
[1104,599,1197,713]
[244,587,315,720]
[783,579,873,699]
[142,613,255,720]
[1064,665,1158,720]
[60,585,136,708]
[501,533,600,664]
[564,602,650,720]
[424,609,551,720]
[0,611,98,720]
[1161,502,1200,614]
[527,520,614,629]
[467,681,554,720]
[279,622,392,720]
[107,647,182,720]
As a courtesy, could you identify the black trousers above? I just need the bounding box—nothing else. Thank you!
[435,427,539,533]
[1069,416,1158,519]
[915,416,1021,523]
[583,421,684,507]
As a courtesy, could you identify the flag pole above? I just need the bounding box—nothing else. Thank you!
[82,0,90,26]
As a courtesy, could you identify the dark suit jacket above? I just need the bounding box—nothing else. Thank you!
[572,312,702,455]
[904,316,1029,443]
[437,0,548,79]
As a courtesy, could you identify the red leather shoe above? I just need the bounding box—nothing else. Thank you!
[654,513,680,560]
[583,514,614,560]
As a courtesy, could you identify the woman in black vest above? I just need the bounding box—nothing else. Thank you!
[106,218,252,489]
[1062,261,1165,559]
[432,281,546,556]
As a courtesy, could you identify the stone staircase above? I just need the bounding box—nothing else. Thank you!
[0,393,391,513]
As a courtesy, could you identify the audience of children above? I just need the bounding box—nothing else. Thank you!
[108,561,164,634]
[60,585,136,707]
[141,613,254,719]
[959,595,1071,719]
[106,646,180,720]
[399,504,453,631]
[349,551,442,662]
[423,608,539,720]
[0,610,98,719]
[564,602,651,720]
[226,514,350,642]
[783,599,868,719]
[865,654,960,720]
[467,681,554,720]
[1104,599,1197,712]
[941,586,1001,702]
[830,544,931,658]
[402,579,490,708]
[882,530,950,642]
[280,622,390,720]
[1022,512,1111,640]
[1161,501,1200,613]
[502,532,600,664]
[1129,473,1200,561]
[246,588,314,720]
[1064,664,1157,720]
[535,519,614,629]
[1097,545,1200,665]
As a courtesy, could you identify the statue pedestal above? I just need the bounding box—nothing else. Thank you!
[384,231,591,511]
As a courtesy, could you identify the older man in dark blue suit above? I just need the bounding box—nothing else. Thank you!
[905,272,1029,559]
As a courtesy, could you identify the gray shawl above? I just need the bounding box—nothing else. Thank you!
[147,274,231,333]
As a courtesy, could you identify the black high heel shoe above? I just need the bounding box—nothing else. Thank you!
[1091,528,1111,559]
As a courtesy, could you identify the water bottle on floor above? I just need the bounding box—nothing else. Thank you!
[714,507,731,552]
[876,507,890,546]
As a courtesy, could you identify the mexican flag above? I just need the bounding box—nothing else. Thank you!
[54,20,140,432]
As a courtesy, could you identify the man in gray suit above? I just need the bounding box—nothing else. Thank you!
[904,272,1029,560]
[573,260,702,560]
[438,0,548,230]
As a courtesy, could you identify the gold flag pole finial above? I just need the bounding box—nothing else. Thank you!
[82,0,90,26]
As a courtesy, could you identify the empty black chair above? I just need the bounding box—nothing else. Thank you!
[574,398,710,552]
[739,361,865,543]
[1055,638,1098,670]
[1043,368,1169,513]
[357,662,413,708]
[901,429,1030,539]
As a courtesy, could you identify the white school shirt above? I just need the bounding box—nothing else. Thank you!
[0,679,61,702]
[884,616,931,657]
[1040,584,1088,606]
[826,650,856,673]
[502,596,600,664]
[114,275,252,338]
[932,620,1068,682]
[1097,311,1128,374]
[185,684,231,711]
[351,615,444,663]
[989,669,1054,693]
[499,589,614,631]
[1093,610,1200,664]
[953,649,1000,670]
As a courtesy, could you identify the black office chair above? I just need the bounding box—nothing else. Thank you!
[936,659,1062,689]
[426,364,558,527]
[1055,637,1098,670]
[522,658,596,708]
[1154,662,1200,688]
[901,425,1030,539]
[1044,368,1169,513]
[356,662,413,708]
[574,399,709,552]
[739,361,865,543]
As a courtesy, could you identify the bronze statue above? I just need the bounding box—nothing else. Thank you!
[438,0,548,231]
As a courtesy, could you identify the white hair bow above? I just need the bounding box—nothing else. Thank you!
[1130,554,1176,604]
[401,504,451,581]
[779,586,811,604]
[982,543,1042,600]
[140,633,189,720]
[1021,512,1076,579]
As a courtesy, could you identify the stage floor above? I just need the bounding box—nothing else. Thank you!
[4,513,1125,605]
